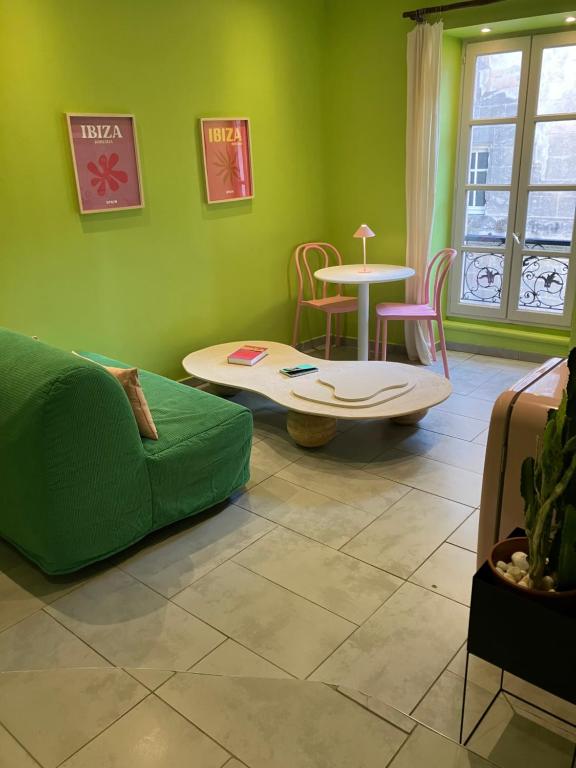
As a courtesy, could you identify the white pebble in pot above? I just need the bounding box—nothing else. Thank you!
[511,551,529,571]
[507,565,524,582]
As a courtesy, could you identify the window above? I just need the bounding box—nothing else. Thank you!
[449,32,576,327]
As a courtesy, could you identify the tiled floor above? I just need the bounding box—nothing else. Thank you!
[0,348,573,767]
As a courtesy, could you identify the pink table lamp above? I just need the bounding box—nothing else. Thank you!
[353,224,376,272]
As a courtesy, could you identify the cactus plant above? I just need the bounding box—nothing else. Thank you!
[521,347,576,591]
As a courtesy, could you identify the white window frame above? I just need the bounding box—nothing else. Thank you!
[448,33,576,329]
[507,31,576,327]
[449,36,531,322]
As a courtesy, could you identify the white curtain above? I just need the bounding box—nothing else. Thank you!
[405,21,443,364]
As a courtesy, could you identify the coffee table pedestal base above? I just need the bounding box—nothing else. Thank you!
[287,411,338,447]
[391,408,429,425]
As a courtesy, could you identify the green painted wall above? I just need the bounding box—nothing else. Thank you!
[0,0,327,377]
[2,0,575,371]
[324,0,575,355]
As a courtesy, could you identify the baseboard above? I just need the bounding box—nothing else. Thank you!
[445,341,561,363]
[297,335,407,357]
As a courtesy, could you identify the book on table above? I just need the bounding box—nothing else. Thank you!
[227,345,268,366]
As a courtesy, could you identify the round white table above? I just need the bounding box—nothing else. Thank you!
[314,264,415,361]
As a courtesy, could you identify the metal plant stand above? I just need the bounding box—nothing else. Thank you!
[460,531,576,766]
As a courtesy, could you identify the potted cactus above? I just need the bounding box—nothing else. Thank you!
[490,347,576,597]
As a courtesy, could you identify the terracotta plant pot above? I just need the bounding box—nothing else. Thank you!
[489,537,576,601]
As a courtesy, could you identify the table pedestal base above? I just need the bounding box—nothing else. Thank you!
[287,411,338,447]
[391,408,428,425]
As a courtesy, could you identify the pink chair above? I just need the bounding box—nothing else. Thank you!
[374,248,457,378]
[292,242,358,359]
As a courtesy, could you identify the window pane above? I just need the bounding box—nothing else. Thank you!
[531,121,576,185]
[525,191,576,252]
[470,124,516,184]
[460,252,504,306]
[537,45,576,115]
[518,254,569,314]
[464,191,510,247]
[473,51,523,119]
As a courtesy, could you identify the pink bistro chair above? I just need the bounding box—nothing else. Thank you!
[374,248,457,378]
[292,242,358,359]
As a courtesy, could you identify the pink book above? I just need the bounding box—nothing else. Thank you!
[227,345,268,366]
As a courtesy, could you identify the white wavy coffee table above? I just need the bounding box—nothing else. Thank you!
[182,341,451,447]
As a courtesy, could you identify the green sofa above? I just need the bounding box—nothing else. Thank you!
[0,327,252,574]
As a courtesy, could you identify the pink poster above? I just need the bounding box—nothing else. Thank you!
[66,114,144,213]
[201,118,254,204]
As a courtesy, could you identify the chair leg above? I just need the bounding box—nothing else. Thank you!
[428,320,437,361]
[292,304,302,348]
[381,320,388,362]
[374,318,380,361]
[437,315,449,379]
[325,313,332,360]
[335,314,342,347]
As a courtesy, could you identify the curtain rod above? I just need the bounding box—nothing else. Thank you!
[403,0,504,23]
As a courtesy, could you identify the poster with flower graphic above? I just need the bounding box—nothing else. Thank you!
[200,118,253,204]
[66,114,144,213]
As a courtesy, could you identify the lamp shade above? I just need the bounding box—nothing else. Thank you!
[353,224,376,238]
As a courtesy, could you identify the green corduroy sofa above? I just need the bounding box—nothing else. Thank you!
[0,327,252,574]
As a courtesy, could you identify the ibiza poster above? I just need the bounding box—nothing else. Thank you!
[200,118,254,204]
[66,114,144,213]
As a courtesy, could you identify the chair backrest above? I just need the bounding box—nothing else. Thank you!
[423,248,457,312]
[293,242,344,302]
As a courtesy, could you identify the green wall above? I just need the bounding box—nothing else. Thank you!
[2,0,575,372]
[324,0,576,355]
[0,0,327,377]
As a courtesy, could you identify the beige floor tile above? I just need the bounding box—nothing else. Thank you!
[0,723,40,768]
[389,429,486,474]
[0,610,109,671]
[46,569,224,670]
[0,561,84,633]
[435,393,495,422]
[60,695,229,768]
[158,675,406,768]
[468,696,574,768]
[367,449,482,507]
[415,409,488,441]
[448,647,502,694]
[336,686,417,733]
[192,639,291,679]
[248,437,302,482]
[389,724,495,767]
[505,675,576,730]
[317,420,397,466]
[448,367,502,397]
[411,670,495,742]
[277,455,410,516]
[223,761,247,768]
[342,489,471,578]
[118,505,275,598]
[125,669,175,691]
[448,511,480,553]
[409,543,477,606]
[173,561,354,679]
[233,475,379,548]
[235,528,401,623]
[0,669,147,768]
[310,582,468,713]
[473,429,489,446]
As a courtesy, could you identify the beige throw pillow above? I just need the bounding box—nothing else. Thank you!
[73,353,158,440]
